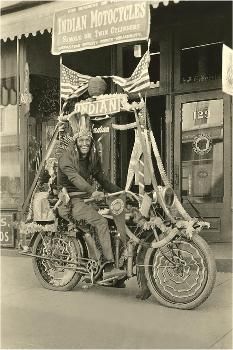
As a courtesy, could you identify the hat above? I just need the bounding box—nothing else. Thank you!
[69,113,93,140]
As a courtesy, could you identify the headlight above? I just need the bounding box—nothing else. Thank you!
[158,186,175,208]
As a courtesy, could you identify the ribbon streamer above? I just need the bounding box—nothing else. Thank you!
[125,130,143,190]
[149,129,191,221]
[112,122,137,130]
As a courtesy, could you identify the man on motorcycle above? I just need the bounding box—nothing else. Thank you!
[57,113,126,280]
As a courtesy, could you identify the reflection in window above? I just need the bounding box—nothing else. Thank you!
[181,99,223,203]
[1,40,17,106]
[0,105,21,208]
[1,39,20,209]
[180,42,222,84]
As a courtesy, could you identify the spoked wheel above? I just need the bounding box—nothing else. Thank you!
[144,234,216,309]
[32,231,84,291]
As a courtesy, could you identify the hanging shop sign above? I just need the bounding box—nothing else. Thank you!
[75,94,126,116]
[0,213,15,247]
[52,1,150,55]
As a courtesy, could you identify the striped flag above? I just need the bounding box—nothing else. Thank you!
[60,64,91,100]
[35,143,43,171]
[112,51,151,94]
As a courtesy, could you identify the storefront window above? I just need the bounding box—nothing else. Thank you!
[0,39,20,209]
[27,32,60,187]
[0,105,21,208]
[181,99,224,203]
[180,42,222,84]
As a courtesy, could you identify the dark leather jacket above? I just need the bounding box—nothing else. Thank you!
[58,142,120,196]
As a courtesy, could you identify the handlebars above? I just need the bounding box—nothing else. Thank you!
[84,190,139,203]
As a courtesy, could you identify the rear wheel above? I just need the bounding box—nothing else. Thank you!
[144,234,216,309]
[32,231,84,291]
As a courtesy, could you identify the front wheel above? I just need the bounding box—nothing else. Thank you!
[32,231,84,291]
[144,234,216,309]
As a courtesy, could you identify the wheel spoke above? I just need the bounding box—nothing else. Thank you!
[148,237,208,304]
[156,265,178,268]
[34,232,82,288]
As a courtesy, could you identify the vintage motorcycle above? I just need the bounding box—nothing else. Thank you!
[22,187,216,310]
[20,95,217,309]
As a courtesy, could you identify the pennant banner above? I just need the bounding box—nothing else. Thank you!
[52,1,150,55]
[222,44,233,96]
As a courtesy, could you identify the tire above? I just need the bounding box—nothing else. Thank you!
[32,231,84,291]
[136,230,154,300]
[144,234,216,309]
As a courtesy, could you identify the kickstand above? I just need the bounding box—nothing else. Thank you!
[81,270,95,290]
[91,269,94,284]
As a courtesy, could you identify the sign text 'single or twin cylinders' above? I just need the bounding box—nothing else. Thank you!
[58,4,146,34]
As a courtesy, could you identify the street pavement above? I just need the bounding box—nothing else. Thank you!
[0,254,232,349]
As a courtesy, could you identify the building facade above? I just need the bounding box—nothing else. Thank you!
[0,0,232,247]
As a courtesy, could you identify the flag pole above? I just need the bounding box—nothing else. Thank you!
[147,38,151,53]
[59,55,62,113]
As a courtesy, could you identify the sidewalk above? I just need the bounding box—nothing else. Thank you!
[0,254,232,349]
[1,241,232,272]
[210,242,232,273]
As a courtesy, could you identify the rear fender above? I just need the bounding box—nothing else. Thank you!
[28,228,87,255]
[75,230,89,258]
[28,232,40,248]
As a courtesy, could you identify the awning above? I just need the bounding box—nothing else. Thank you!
[0,1,79,41]
[1,0,179,42]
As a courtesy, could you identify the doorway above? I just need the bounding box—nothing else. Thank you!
[147,95,166,179]
[174,90,232,242]
[117,95,166,191]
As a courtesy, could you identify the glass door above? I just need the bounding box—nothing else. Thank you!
[174,91,226,241]
[181,99,223,204]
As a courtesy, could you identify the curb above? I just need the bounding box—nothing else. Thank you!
[1,249,27,258]
[216,259,232,273]
[1,248,232,272]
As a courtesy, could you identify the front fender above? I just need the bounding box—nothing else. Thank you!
[136,230,155,258]
[136,230,155,300]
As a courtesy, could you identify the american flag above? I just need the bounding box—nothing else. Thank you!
[112,51,151,94]
[60,64,91,100]
[35,143,43,171]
